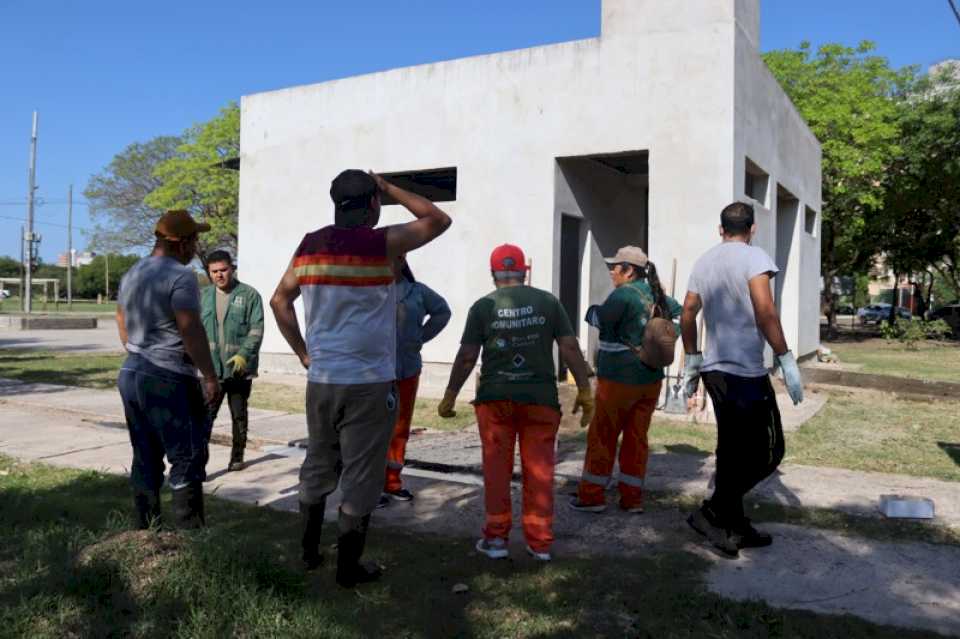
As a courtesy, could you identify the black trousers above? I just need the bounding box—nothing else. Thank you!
[208,378,252,459]
[702,371,785,528]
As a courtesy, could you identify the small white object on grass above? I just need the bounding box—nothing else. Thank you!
[879,495,935,519]
[452,583,469,594]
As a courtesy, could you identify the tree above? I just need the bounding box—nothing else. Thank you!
[873,63,960,322]
[145,103,240,257]
[0,256,21,278]
[763,42,913,332]
[74,254,140,300]
[84,136,183,252]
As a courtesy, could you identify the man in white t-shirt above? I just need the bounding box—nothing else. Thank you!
[680,201,803,558]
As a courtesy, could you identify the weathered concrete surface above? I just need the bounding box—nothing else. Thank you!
[707,524,960,637]
[1,402,959,636]
[2,377,956,529]
[0,319,121,352]
[0,315,98,330]
[807,368,960,399]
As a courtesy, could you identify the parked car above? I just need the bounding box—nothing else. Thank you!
[0,289,10,299]
[857,303,911,324]
[836,305,855,316]
[929,304,960,335]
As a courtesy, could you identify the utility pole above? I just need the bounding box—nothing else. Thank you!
[67,184,73,307]
[24,111,38,314]
[104,253,110,301]
[19,225,25,312]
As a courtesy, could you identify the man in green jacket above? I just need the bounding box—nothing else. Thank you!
[201,250,265,471]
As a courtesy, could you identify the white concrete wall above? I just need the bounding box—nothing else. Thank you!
[733,12,822,358]
[240,0,820,385]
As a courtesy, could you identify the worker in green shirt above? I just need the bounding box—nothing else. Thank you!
[201,250,265,471]
[570,246,681,514]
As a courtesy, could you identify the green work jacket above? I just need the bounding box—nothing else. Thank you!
[201,281,265,380]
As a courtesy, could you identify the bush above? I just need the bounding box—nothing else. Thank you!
[880,319,952,349]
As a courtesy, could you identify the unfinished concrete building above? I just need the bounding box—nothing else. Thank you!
[239,0,822,392]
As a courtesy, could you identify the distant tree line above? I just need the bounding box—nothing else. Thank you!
[764,43,960,330]
[0,253,139,301]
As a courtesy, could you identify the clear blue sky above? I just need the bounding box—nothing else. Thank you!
[1,0,956,262]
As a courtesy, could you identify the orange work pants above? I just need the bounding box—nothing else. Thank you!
[577,378,662,509]
[475,400,561,553]
[384,374,420,492]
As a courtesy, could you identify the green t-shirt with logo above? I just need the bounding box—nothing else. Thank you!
[597,280,682,386]
[461,285,574,409]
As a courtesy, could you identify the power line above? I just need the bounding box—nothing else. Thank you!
[0,213,93,232]
[950,0,960,29]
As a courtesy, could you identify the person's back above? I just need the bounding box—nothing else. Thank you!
[468,284,568,409]
[689,241,776,378]
[294,224,396,384]
[119,254,199,377]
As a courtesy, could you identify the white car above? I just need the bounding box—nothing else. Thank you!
[0,289,10,299]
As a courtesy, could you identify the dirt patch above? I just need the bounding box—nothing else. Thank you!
[76,530,186,596]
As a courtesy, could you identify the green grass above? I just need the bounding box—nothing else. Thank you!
[0,296,116,314]
[0,349,123,389]
[251,382,476,431]
[0,454,948,639]
[615,387,960,483]
[827,338,960,384]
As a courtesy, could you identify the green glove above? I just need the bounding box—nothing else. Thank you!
[226,354,248,376]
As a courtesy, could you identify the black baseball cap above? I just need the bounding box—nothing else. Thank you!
[330,169,378,211]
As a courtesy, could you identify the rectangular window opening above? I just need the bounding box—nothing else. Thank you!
[744,157,769,206]
[378,167,457,204]
[804,205,818,236]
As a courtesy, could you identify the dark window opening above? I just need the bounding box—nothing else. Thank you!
[745,157,769,205]
[804,206,818,236]
[379,167,457,204]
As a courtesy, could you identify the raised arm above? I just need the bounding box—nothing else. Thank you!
[373,173,452,259]
[269,257,309,369]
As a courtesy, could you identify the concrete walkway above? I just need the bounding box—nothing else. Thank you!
[2,381,960,635]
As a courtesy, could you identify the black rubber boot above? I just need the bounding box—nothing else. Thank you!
[336,513,382,588]
[171,482,205,529]
[300,499,326,570]
[228,418,248,471]
[133,489,162,530]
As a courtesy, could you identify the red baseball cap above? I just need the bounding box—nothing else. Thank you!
[490,244,529,273]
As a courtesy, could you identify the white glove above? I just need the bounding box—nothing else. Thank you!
[776,351,804,405]
[682,352,704,398]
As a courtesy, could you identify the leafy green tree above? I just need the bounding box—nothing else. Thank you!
[876,64,960,320]
[74,254,140,300]
[145,103,240,256]
[763,42,913,331]
[84,136,183,252]
[0,256,21,278]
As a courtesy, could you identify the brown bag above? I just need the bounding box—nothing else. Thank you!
[624,287,678,369]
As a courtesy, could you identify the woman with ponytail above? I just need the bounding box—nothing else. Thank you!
[570,245,682,514]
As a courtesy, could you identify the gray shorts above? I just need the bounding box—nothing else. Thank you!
[299,381,397,518]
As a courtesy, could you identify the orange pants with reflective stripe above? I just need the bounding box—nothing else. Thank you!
[475,400,561,553]
[577,378,662,509]
[384,374,420,492]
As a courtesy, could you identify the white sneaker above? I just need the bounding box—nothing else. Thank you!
[475,538,509,559]
[525,545,552,562]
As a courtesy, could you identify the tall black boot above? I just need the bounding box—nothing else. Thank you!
[133,489,162,530]
[171,482,205,529]
[336,512,382,588]
[300,499,326,570]
[228,418,248,471]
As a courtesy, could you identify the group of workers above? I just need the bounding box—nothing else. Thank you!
[115,170,805,588]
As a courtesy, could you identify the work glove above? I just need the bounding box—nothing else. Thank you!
[775,351,804,405]
[438,388,458,418]
[571,386,595,428]
[682,352,704,398]
[226,354,248,376]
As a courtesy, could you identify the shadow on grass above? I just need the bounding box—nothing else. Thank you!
[1,458,955,638]
[938,442,960,468]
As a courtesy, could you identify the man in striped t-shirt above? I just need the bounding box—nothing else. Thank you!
[270,170,451,587]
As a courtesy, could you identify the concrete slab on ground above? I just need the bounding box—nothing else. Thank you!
[2,403,958,637]
[0,319,122,352]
